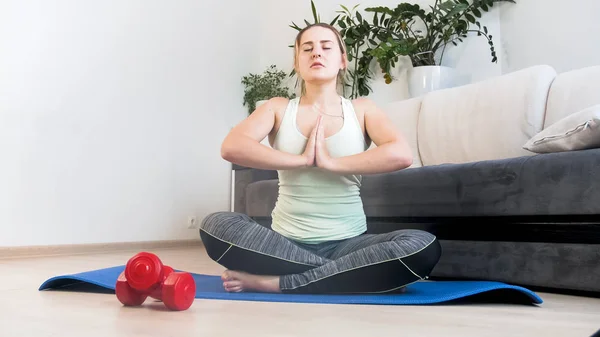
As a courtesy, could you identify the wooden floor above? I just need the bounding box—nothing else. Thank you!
[2,245,600,337]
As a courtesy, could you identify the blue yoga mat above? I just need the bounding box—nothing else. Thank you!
[39,265,543,305]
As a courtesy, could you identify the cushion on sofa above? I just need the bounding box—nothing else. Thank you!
[359,148,600,217]
[243,148,600,218]
[380,96,423,168]
[544,65,600,128]
[524,104,600,153]
[416,65,557,166]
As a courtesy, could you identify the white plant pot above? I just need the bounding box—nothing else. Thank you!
[408,66,462,98]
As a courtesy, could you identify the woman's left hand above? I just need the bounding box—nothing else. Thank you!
[311,98,413,175]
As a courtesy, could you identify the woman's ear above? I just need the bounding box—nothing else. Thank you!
[340,53,349,70]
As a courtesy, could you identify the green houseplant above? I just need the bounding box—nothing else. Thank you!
[339,0,515,97]
[241,65,296,115]
[290,0,514,98]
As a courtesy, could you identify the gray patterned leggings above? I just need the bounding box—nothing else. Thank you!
[199,212,442,294]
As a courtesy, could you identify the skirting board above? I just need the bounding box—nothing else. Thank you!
[0,239,203,260]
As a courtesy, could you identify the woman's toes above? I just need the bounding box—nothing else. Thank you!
[224,282,242,292]
[226,285,242,292]
[224,280,241,288]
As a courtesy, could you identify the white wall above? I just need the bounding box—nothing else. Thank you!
[500,0,600,74]
[7,0,591,248]
[0,0,257,246]
[256,0,505,105]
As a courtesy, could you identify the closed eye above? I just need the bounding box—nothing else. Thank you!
[304,47,331,52]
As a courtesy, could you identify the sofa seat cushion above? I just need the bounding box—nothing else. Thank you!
[360,148,600,217]
[244,148,600,218]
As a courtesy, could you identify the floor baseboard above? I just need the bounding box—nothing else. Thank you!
[0,239,204,260]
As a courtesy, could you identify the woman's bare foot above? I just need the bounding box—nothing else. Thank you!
[221,270,281,293]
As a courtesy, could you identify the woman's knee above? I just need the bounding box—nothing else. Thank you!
[402,234,442,279]
[199,212,254,262]
[200,211,251,231]
[198,211,265,248]
[199,212,258,243]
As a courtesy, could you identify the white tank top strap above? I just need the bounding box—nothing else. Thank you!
[340,96,366,147]
[279,97,300,129]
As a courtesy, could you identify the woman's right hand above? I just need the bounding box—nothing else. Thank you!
[302,120,318,167]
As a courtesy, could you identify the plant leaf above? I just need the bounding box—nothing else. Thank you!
[311,0,318,23]
[330,14,340,26]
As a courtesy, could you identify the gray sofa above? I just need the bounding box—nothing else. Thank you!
[232,147,600,294]
[229,64,600,295]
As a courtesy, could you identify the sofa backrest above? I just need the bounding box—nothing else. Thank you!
[544,65,600,128]
[408,65,556,166]
[380,97,424,168]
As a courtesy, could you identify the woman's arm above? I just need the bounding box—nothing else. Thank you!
[221,98,315,170]
[321,98,413,175]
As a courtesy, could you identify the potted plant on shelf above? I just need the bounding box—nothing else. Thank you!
[241,65,296,115]
[335,0,515,97]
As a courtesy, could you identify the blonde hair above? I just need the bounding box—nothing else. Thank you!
[293,23,347,96]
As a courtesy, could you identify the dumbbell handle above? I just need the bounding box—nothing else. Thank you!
[148,265,175,300]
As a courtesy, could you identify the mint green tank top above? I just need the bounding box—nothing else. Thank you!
[270,96,369,244]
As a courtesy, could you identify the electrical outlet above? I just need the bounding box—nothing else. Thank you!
[187,216,198,229]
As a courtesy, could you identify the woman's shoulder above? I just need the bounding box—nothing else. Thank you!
[262,97,295,115]
[349,97,378,112]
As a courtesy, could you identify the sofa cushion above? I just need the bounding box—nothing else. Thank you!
[417,65,557,166]
[523,104,600,153]
[244,148,600,218]
[359,148,600,217]
[545,65,600,128]
[380,97,423,168]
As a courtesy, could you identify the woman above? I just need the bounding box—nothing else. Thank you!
[200,23,441,294]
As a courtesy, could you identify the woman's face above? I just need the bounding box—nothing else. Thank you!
[296,26,347,85]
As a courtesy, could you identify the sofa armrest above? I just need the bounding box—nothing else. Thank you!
[232,165,278,214]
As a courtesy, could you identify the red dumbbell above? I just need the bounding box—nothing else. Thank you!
[115,252,196,311]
